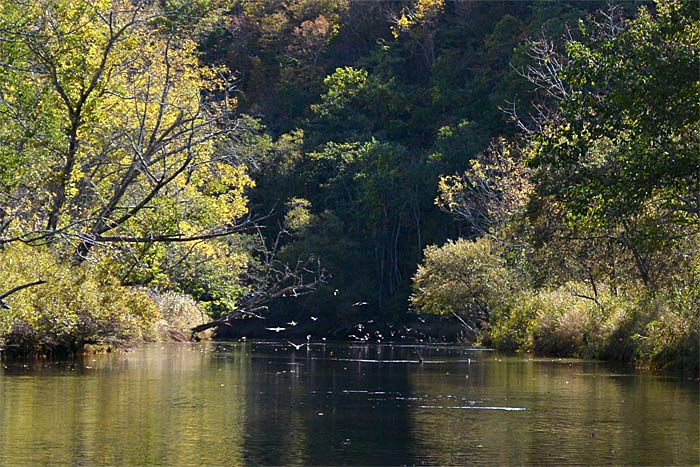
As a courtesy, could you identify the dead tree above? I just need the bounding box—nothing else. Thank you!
[191,227,328,335]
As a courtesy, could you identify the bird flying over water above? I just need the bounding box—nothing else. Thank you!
[266,327,286,333]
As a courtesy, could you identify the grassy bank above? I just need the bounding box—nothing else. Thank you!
[411,238,700,374]
[487,284,699,373]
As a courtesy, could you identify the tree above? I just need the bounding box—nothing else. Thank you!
[390,0,446,73]
[526,0,700,290]
[0,0,252,260]
[410,237,517,330]
[436,138,532,237]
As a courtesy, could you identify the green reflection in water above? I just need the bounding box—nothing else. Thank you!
[410,355,699,466]
[0,343,698,466]
[1,344,248,466]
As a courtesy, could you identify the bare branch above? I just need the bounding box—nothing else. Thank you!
[191,227,329,335]
[0,280,47,309]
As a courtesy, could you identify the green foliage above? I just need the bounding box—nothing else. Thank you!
[410,237,517,325]
[150,290,208,340]
[0,245,158,354]
[0,0,253,257]
[272,138,437,314]
[0,0,696,374]
[634,258,700,371]
[485,1,698,372]
[527,0,700,289]
[310,67,369,117]
[437,138,532,236]
[487,291,539,352]
[525,284,631,359]
[285,198,314,233]
[489,279,699,372]
[0,0,262,344]
[228,0,603,320]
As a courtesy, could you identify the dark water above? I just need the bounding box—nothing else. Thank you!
[0,342,697,466]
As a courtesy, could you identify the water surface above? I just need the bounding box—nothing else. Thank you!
[0,342,697,466]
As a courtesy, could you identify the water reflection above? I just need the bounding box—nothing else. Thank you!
[0,342,697,466]
[238,343,416,465]
[409,356,699,465]
[1,344,248,466]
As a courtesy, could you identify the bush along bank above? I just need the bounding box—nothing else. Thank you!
[488,283,699,373]
[410,238,700,375]
[0,245,212,357]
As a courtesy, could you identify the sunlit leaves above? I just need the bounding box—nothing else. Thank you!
[436,138,532,236]
[0,0,252,256]
[0,244,158,350]
[310,67,368,117]
[410,237,517,324]
[526,0,700,289]
[391,0,446,39]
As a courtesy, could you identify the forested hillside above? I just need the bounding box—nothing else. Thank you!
[0,0,697,371]
[192,0,607,316]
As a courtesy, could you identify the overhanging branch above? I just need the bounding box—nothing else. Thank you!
[0,280,47,309]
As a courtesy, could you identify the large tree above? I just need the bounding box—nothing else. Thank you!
[0,0,252,260]
[526,0,700,290]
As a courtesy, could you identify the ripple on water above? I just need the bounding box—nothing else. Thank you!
[418,405,528,411]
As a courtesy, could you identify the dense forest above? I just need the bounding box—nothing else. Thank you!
[0,0,697,371]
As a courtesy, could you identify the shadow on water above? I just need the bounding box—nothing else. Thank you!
[236,343,417,466]
[0,342,698,466]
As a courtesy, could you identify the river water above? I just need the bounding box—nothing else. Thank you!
[0,342,697,466]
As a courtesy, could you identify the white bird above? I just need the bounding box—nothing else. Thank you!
[266,327,286,333]
[287,321,298,327]
[352,301,368,307]
[310,316,318,321]
[287,341,306,350]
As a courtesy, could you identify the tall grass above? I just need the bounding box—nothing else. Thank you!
[489,282,699,373]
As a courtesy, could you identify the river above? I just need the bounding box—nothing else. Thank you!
[0,342,697,466]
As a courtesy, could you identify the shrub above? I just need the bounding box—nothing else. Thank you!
[490,282,637,359]
[410,237,518,328]
[150,291,208,341]
[488,290,540,352]
[635,287,700,373]
[0,245,158,355]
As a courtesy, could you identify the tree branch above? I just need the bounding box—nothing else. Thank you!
[0,280,47,309]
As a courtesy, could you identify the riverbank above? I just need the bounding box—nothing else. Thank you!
[484,284,699,375]
[204,301,698,375]
[2,244,696,374]
[0,245,209,357]
[3,287,696,377]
